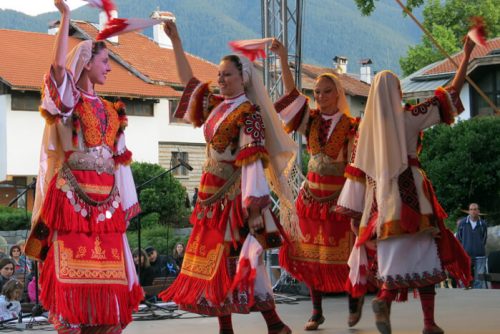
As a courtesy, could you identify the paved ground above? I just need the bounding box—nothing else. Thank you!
[8,288,500,333]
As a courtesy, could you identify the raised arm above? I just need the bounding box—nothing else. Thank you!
[451,36,475,93]
[163,21,193,85]
[52,0,71,86]
[270,39,296,94]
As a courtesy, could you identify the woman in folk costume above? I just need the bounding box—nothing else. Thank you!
[24,1,143,333]
[336,37,475,334]
[268,40,363,330]
[158,21,296,334]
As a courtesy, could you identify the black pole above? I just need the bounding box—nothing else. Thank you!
[135,163,182,281]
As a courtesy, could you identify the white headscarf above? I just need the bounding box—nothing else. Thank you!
[352,70,407,225]
[237,55,298,217]
[65,40,93,83]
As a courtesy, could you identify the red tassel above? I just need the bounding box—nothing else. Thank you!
[230,258,257,307]
[113,149,132,166]
[468,16,487,46]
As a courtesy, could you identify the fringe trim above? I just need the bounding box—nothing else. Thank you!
[40,248,136,327]
[158,255,232,305]
[39,107,58,125]
[296,193,345,221]
[41,177,126,234]
[435,87,456,125]
[113,149,132,166]
[234,146,269,168]
[187,82,210,127]
[279,242,349,292]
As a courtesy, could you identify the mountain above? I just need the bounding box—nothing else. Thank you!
[0,0,422,74]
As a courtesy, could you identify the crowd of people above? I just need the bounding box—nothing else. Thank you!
[9,1,493,333]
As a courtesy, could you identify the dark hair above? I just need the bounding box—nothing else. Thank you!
[221,55,243,77]
[0,258,15,271]
[132,248,150,268]
[91,41,107,60]
[1,279,23,300]
[9,245,21,257]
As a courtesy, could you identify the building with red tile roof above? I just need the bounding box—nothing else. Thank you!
[402,37,500,119]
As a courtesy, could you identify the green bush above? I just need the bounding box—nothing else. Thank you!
[420,117,500,230]
[131,162,190,227]
[0,206,31,231]
[127,224,190,256]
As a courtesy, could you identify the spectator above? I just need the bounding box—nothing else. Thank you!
[172,242,185,268]
[191,187,198,207]
[457,203,488,289]
[132,249,155,287]
[0,279,23,322]
[145,246,177,278]
[9,245,30,275]
[0,259,15,296]
[0,236,8,260]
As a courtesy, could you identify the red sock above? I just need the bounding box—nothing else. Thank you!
[261,309,286,334]
[310,288,323,320]
[377,288,397,304]
[418,285,437,329]
[218,315,234,334]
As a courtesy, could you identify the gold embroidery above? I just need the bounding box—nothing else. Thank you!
[182,244,225,280]
[75,246,87,259]
[54,240,127,284]
[75,98,120,149]
[210,102,253,153]
[79,183,113,195]
[112,248,120,260]
[313,226,326,245]
[308,113,351,158]
[91,236,106,260]
[289,230,353,264]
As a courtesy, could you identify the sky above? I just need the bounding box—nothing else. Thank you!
[0,0,85,16]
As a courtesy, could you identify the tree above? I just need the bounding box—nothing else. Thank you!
[399,0,500,76]
[130,162,190,227]
[420,117,500,229]
[354,0,500,76]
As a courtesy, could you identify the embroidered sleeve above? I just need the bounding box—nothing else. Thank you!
[434,86,464,124]
[174,77,223,127]
[335,176,365,219]
[40,66,79,124]
[110,100,133,165]
[405,86,464,131]
[235,109,270,168]
[273,88,310,134]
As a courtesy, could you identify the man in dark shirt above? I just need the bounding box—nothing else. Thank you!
[145,246,178,278]
[457,203,488,289]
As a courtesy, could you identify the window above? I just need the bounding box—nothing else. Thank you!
[171,151,189,176]
[11,91,40,111]
[470,65,500,117]
[121,99,155,116]
[169,99,188,124]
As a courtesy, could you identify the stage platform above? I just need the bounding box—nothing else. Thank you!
[11,288,500,333]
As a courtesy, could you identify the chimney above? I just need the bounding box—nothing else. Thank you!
[99,10,118,43]
[360,58,373,84]
[48,20,59,35]
[151,11,173,49]
[333,56,348,74]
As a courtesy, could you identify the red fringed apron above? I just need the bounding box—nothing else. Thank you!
[280,171,353,292]
[160,168,279,315]
[39,165,142,328]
